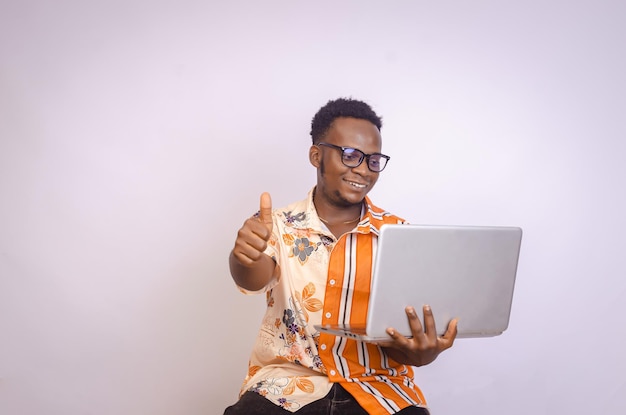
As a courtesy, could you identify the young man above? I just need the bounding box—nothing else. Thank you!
[225,98,458,414]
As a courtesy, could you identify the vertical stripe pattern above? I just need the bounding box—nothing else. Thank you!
[318,198,426,414]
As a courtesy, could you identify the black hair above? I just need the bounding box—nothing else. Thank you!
[310,98,382,144]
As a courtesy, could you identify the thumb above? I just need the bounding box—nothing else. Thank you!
[259,192,273,232]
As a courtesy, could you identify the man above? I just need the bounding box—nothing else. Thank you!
[225,98,458,414]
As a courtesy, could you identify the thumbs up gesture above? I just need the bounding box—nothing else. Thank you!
[230,193,277,290]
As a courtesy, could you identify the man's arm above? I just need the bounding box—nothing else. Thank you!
[229,192,280,291]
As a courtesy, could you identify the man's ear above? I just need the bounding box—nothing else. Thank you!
[309,145,321,167]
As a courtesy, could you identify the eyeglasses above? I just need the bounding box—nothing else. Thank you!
[317,142,390,172]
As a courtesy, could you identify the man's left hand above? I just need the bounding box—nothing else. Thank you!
[379,305,458,367]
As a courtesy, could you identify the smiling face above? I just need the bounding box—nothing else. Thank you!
[309,117,382,209]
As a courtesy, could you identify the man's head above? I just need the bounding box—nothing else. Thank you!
[310,98,382,144]
[309,98,387,209]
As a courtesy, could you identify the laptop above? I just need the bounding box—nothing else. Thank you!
[315,224,523,341]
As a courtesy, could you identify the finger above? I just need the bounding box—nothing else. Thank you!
[240,235,267,257]
[381,327,408,346]
[236,243,266,262]
[384,327,410,347]
[246,218,271,242]
[232,220,270,262]
[404,306,426,343]
[440,318,459,349]
[377,338,395,348]
[421,305,438,339]
[259,192,273,232]
[232,246,262,265]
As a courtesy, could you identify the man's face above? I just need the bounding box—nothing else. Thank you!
[311,117,383,208]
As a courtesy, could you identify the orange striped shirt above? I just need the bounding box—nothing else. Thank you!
[236,189,428,413]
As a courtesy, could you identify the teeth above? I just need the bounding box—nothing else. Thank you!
[347,181,366,188]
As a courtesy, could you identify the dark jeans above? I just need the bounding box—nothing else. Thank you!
[223,384,431,415]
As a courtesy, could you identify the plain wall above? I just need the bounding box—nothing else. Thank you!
[1,1,625,414]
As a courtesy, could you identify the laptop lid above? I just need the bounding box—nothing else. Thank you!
[316,224,522,341]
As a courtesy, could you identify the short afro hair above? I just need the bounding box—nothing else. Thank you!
[310,98,382,144]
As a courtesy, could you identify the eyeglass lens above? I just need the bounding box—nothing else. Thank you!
[342,148,388,172]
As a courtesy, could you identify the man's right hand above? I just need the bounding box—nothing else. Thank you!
[232,192,273,265]
[229,193,278,291]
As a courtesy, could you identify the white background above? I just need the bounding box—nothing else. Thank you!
[1,1,625,414]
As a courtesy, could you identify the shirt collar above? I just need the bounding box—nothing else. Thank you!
[302,187,389,236]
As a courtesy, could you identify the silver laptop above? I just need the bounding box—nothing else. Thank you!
[315,224,522,341]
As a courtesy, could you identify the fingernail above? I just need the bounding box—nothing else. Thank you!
[424,305,432,313]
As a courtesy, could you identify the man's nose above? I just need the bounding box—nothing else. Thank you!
[351,158,370,175]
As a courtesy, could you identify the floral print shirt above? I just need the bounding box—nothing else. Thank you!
[236,188,428,414]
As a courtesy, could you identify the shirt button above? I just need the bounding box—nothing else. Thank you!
[329,370,336,376]
[329,279,336,286]
[325,312,331,319]
[320,344,327,351]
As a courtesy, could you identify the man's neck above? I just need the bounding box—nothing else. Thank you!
[312,188,363,226]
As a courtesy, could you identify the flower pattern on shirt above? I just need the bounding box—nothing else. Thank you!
[250,379,302,410]
[292,237,316,263]
[293,282,323,323]
[277,286,323,367]
[284,376,315,394]
[282,232,322,265]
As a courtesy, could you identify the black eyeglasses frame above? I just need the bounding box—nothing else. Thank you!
[316,142,390,173]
